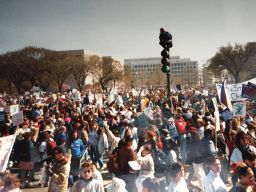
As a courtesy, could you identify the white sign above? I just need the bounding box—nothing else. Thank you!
[0,134,16,172]
[12,111,24,126]
[216,83,244,101]
[233,102,246,117]
[9,105,19,116]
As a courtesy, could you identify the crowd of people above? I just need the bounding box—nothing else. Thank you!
[0,86,255,192]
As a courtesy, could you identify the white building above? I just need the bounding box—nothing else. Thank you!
[124,56,201,88]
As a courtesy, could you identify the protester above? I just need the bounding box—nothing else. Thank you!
[230,165,255,192]
[135,143,154,191]
[204,157,227,192]
[168,162,189,192]
[142,177,160,192]
[17,131,36,188]
[69,130,85,183]
[0,172,21,192]
[48,146,70,192]
[71,162,104,192]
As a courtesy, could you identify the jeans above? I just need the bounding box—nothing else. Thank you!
[220,156,230,183]
[178,134,187,163]
[95,150,104,168]
[70,156,81,180]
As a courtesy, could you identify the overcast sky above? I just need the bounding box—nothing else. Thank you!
[1,0,256,64]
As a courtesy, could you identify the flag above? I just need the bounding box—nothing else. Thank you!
[220,78,233,111]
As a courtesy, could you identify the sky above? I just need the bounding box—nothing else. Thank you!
[1,0,256,65]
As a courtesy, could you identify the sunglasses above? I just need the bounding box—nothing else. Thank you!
[241,137,248,140]
[83,170,92,173]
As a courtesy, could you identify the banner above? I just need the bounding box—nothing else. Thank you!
[233,102,246,117]
[216,78,256,101]
[12,111,24,126]
[0,134,16,172]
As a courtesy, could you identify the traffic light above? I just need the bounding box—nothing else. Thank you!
[161,48,170,73]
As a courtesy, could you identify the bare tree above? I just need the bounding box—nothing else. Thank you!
[71,54,93,92]
[208,43,256,83]
[49,53,73,93]
[91,56,123,92]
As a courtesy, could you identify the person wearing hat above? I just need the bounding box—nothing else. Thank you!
[48,146,70,192]
[72,162,104,192]
[106,177,127,192]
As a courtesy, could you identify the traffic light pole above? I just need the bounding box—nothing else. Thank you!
[167,72,171,98]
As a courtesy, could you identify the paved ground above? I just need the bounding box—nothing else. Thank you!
[22,165,232,192]
[19,156,232,192]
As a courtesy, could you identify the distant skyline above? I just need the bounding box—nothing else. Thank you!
[1,0,256,65]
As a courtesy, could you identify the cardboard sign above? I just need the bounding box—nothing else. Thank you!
[233,102,246,117]
[12,111,24,126]
[221,109,233,121]
[9,105,19,116]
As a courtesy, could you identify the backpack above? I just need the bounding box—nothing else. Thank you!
[47,139,57,156]
[152,149,168,173]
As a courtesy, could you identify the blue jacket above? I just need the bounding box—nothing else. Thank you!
[70,138,85,158]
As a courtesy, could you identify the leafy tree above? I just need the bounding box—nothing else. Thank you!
[0,51,27,94]
[17,46,54,86]
[208,43,256,83]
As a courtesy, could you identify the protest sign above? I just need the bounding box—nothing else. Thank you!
[0,111,5,122]
[233,102,246,117]
[0,134,16,172]
[241,83,256,99]
[221,109,233,121]
[216,83,244,101]
[9,105,19,116]
[12,111,24,126]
